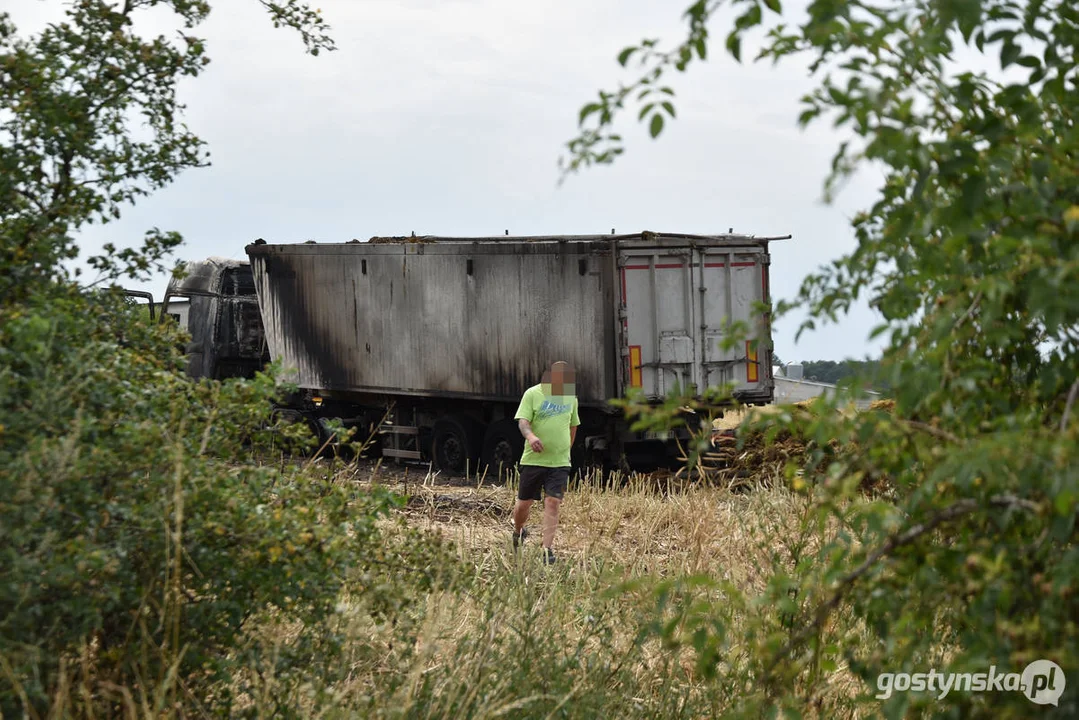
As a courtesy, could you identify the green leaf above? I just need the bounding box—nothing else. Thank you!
[747,4,763,27]
[617,46,637,66]
[764,0,782,12]
[726,32,742,62]
[662,101,676,118]
[949,0,983,42]
[797,106,820,126]
[579,102,603,125]
[1000,41,1021,68]
[649,113,665,138]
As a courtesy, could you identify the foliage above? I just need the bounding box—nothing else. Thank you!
[799,358,890,390]
[5,0,1079,715]
[0,288,460,715]
[566,0,1079,716]
[0,2,462,716]
[0,0,332,301]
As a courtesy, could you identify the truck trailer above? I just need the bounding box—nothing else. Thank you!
[244,231,786,474]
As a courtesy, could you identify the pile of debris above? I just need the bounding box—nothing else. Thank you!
[635,398,898,492]
[664,400,837,488]
[868,398,895,412]
[700,422,811,490]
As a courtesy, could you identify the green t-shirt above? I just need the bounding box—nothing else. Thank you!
[514,384,580,468]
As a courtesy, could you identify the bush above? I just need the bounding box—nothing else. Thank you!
[0,286,459,716]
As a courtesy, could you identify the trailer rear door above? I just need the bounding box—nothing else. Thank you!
[619,243,771,401]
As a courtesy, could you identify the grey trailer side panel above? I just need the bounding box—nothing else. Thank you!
[249,242,617,404]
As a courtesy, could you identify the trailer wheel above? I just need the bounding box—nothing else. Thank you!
[480,420,524,483]
[269,408,320,456]
[432,415,479,476]
[570,442,589,482]
[312,416,346,458]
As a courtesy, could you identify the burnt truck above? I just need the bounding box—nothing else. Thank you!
[153,257,270,381]
[242,231,786,474]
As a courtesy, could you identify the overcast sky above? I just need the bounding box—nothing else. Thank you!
[10,0,888,362]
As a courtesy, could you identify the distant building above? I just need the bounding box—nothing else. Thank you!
[773,364,882,410]
[161,296,190,330]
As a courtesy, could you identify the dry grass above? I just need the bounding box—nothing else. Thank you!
[382,462,800,582]
[307,457,873,718]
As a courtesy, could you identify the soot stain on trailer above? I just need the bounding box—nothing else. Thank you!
[464,345,594,403]
[264,253,352,388]
[464,347,544,401]
[255,240,612,402]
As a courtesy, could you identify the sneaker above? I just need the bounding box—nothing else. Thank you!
[543,548,557,565]
[513,528,529,550]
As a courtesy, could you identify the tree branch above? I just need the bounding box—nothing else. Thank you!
[906,420,961,444]
[14,188,47,214]
[953,290,983,331]
[1061,379,1079,433]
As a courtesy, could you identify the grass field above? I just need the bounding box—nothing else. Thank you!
[252,458,869,719]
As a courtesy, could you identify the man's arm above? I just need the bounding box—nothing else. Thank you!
[569,398,580,447]
[519,418,543,453]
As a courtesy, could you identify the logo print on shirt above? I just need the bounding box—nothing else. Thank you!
[537,399,571,418]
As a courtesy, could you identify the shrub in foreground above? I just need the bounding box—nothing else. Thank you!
[0,288,458,716]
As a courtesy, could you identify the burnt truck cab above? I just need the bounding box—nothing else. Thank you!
[160,257,269,380]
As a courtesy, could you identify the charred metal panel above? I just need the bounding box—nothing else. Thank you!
[163,257,269,380]
[213,295,267,379]
[248,240,617,404]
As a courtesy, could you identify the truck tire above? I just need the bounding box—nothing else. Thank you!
[268,407,319,456]
[312,416,345,458]
[480,419,524,482]
[570,442,590,482]
[432,415,480,477]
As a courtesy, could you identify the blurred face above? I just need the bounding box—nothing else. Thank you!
[542,362,575,396]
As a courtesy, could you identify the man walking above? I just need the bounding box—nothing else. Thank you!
[512,360,579,564]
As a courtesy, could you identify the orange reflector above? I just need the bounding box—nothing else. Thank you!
[629,345,642,388]
[746,341,759,383]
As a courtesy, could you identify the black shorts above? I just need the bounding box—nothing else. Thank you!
[518,465,570,501]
